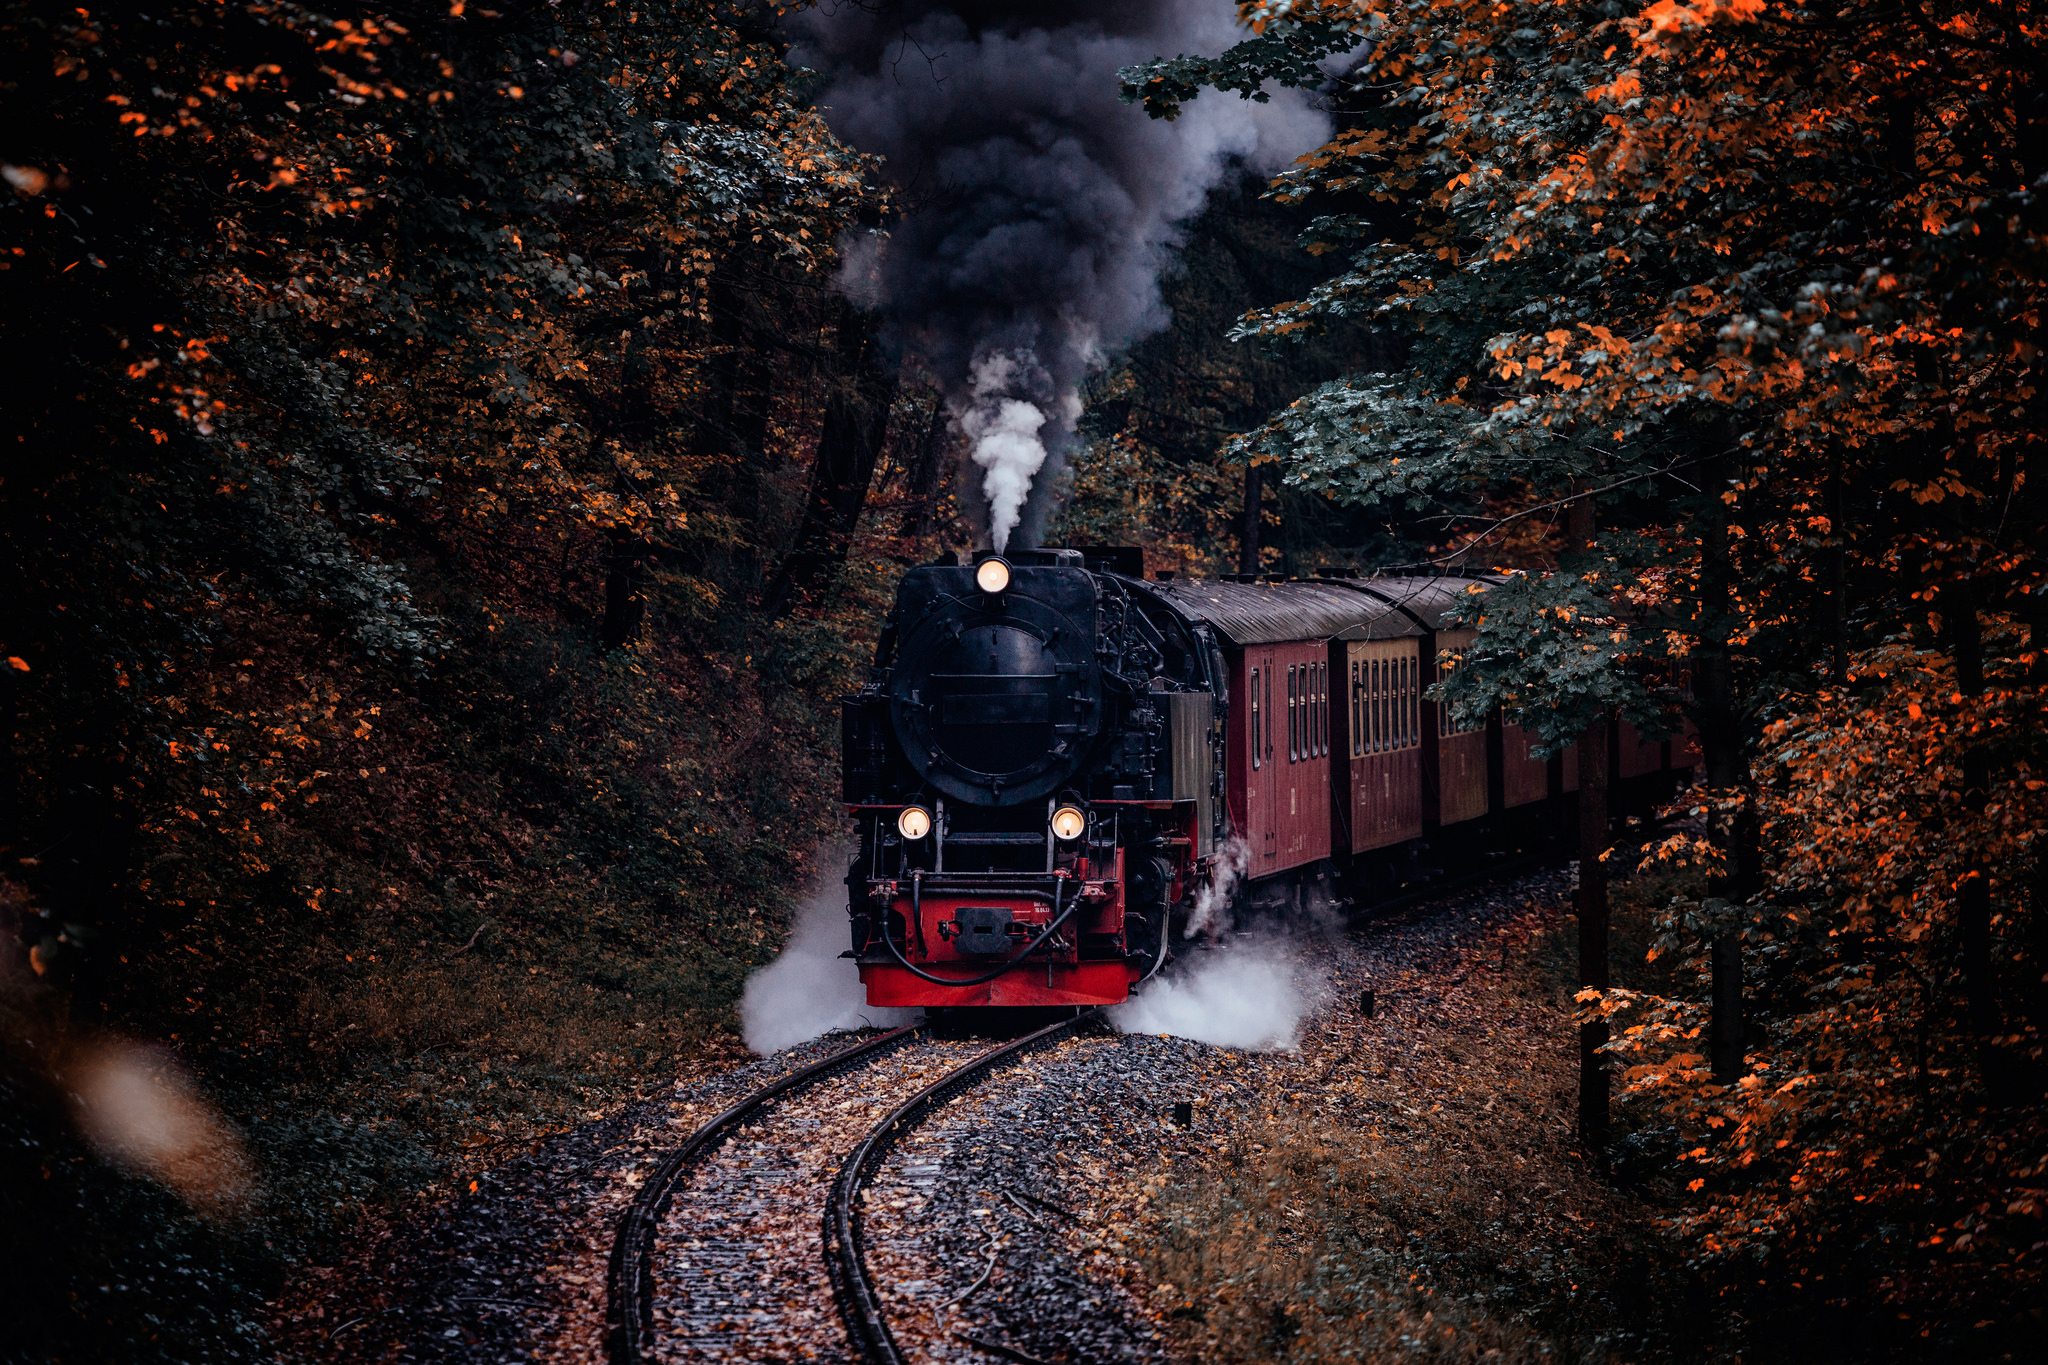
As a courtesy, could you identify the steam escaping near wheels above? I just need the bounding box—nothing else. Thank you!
[742,878,920,1055]
[1183,835,1252,942]
[1109,936,1320,1052]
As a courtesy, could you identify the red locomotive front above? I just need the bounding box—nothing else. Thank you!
[839,549,1222,1011]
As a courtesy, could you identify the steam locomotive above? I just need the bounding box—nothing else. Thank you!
[839,547,1693,1010]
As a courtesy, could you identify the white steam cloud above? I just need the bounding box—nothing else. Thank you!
[742,877,919,1054]
[960,352,1051,552]
[1109,936,1320,1052]
[1183,834,1251,941]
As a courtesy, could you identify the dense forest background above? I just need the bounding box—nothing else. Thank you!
[1,1,2042,1361]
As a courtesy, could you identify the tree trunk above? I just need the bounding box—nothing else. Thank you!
[599,527,648,652]
[1577,711,1612,1153]
[903,394,948,542]
[768,302,900,613]
[1570,491,1611,1151]
[1239,461,1264,574]
[1826,457,1850,687]
[2027,600,2048,1034]
[1696,434,1756,1083]
[1710,934,1744,1081]
[1944,575,1998,1046]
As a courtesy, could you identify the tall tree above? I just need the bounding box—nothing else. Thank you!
[1128,0,2045,1337]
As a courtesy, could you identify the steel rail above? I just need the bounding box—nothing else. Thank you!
[605,1023,925,1365]
[825,1011,1098,1365]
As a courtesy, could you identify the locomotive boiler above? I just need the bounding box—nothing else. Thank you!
[839,548,1226,1008]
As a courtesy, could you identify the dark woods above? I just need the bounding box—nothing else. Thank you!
[0,7,956,1358]
[2,1,927,1030]
[2,1,2045,1362]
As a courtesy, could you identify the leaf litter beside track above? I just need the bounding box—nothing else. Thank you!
[283,868,1717,1364]
[856,868,1721,1364]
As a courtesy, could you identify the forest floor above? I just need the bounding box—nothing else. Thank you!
[269,860,1729,1365]
[1115,869,1720,1363]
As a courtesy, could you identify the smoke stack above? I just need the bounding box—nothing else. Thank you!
[791,2,1328,550]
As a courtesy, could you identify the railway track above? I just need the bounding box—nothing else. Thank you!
[602,851,1583,1363]
[826,1012,1096,1365]
[603,1023,923,1364]
[605,1012,1096,1365]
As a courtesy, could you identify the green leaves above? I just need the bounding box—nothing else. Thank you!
[1434,566,1669,752]
[1118,22,1360,121]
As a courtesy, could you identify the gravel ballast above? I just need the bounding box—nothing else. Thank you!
[281,865,1615,1363]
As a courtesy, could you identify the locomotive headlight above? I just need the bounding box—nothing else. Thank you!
[896,805,933,840]
[974,555,1011,595]
[1050,804,1087,841]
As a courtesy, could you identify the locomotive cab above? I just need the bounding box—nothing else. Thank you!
[841,549,1221,1009]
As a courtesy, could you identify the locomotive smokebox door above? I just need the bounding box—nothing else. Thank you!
[952,906,1015,956]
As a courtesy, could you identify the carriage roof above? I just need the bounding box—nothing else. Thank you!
[1329,574,1496,636]
[1142,577,1418,645]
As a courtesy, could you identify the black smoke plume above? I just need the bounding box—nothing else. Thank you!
[790,1,1326,550]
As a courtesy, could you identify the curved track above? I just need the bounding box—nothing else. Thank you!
[826,1012,1097,1365]
[605,1012,1097,1364]
[604,1023,923,1365]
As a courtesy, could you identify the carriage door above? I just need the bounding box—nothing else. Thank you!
[1245,647,1279,874]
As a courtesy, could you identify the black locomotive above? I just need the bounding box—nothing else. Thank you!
[840,548,1224,1007]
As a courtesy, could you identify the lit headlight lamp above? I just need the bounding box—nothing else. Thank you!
[974,555,1011,595]
[896,805,933,840]
[1050,804,1087,841]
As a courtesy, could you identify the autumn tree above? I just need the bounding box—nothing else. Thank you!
[0,9,920,1355]
[1129,0,2044,1341]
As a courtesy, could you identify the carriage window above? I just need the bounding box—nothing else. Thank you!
[1285,665,1293,763]
[1367,658,1379,754]
[1250,667,1261,770]
[1404,654,1415,748]
[1384,659,1393,753]
[1385,658,1396,754]
[1307,662,1316,758]
[1267,664,1274,762]
[1286,667,1302,765]
[1412,655,1423,747]
[1298,663,1308,761]
[1376,654,1392,753]
[1320,664,1329,756]
[1359,663,1376,757]
[1298,664,1307,762]
[1364,660,1374,755]
[1306,664,1316,758]
[1417,654,1433,749]
[1398,654,1410,749]
[1390,656,1400,749]
[1301,663,1311,760]
[1317,664,1327,756]
[1312,664,1322,756]
[1358,661,1367,757]
[1350,661,1361,757]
